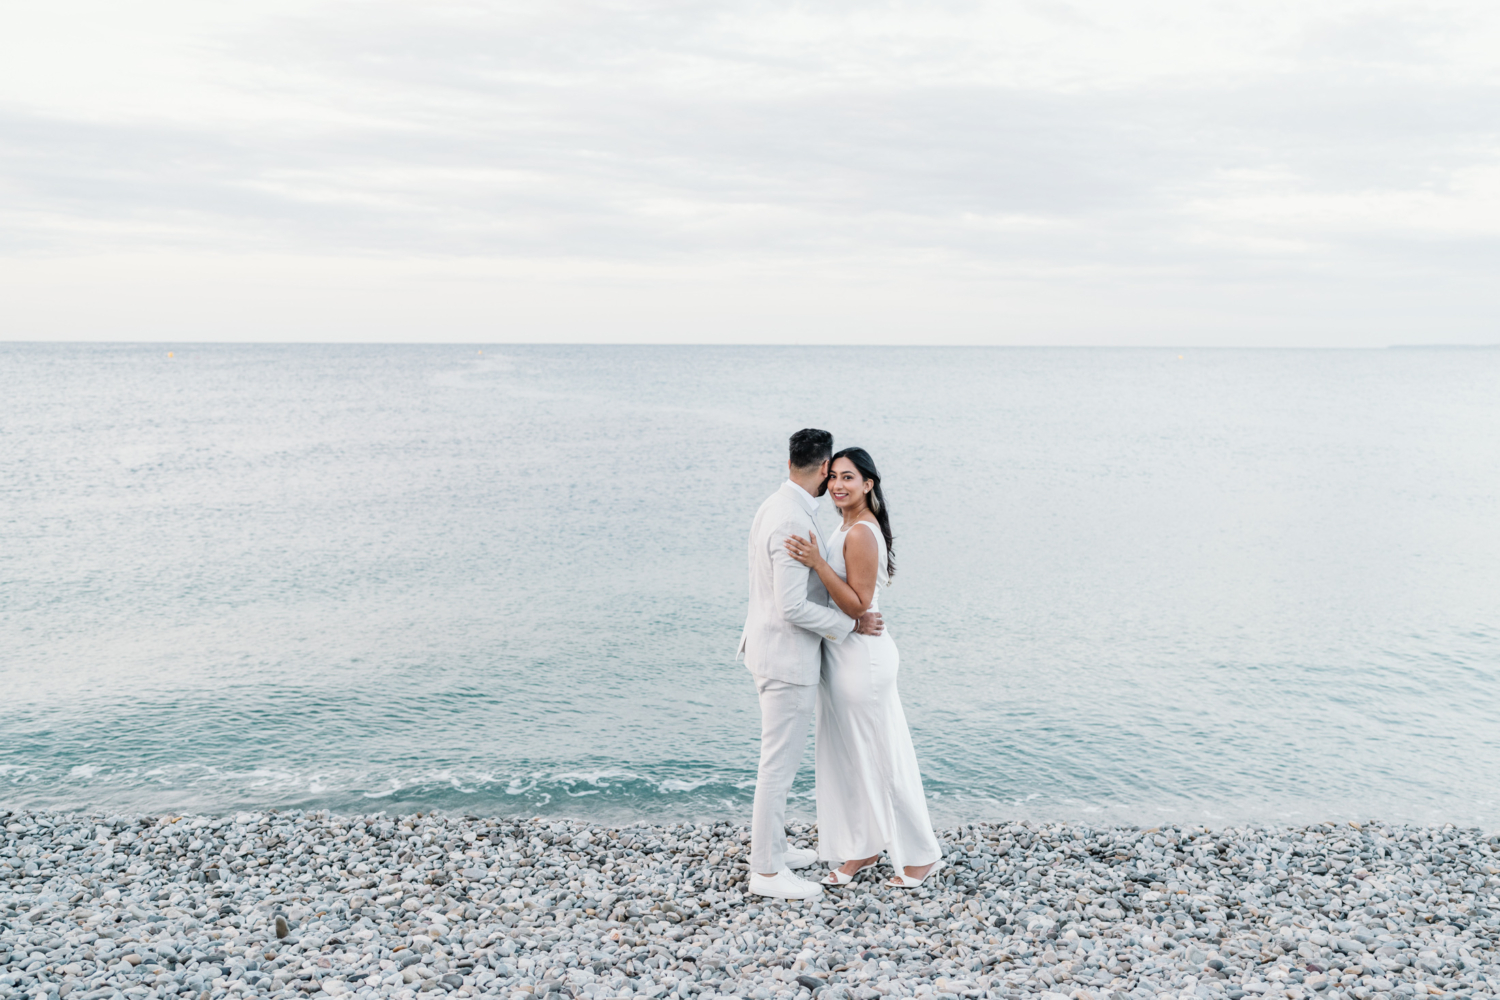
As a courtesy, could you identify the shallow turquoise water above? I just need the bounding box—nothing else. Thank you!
[3,344,1498,827]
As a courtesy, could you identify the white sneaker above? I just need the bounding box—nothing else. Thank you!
[748,869,823,899]
[784,847,818,869]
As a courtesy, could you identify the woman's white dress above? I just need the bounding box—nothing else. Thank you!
[816,519,942,871]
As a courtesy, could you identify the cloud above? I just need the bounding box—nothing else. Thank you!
[1,0,1498,343]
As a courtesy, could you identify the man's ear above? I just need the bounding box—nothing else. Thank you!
[818,459,830,478]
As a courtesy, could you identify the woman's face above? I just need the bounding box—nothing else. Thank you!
[825,457,872,513]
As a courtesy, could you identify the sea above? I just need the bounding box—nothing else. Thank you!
[3,344,1498,830]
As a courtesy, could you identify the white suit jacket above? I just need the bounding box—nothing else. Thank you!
[737,482,856,685]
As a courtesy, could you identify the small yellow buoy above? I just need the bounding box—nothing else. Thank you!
[1177,355,1183,360]
[168,351,174,358]
[478,349,483,355]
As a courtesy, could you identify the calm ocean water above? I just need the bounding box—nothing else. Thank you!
[3,344,1498,829]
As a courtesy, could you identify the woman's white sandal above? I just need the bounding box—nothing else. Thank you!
[885,859,943,889]
[822,859,880,886]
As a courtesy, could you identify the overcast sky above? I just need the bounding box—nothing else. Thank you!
[2,1,1498,344]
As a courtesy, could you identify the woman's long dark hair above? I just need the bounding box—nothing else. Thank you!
[830,447,895,579]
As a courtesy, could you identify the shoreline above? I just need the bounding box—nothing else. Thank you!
[3,810,1498,1000]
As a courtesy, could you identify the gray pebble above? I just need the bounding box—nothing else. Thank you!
[2,810,1499,1000]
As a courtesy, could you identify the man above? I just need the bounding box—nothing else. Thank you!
[738,428,884,899]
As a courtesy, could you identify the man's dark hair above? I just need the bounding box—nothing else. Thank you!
[789,428,834,470]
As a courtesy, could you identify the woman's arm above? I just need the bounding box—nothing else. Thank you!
[768,523,857,641]
[785,525,879,619]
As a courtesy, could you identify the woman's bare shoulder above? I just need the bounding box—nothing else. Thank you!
[843,519,880,552]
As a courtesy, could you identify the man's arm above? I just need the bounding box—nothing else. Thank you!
[769,521,858,642]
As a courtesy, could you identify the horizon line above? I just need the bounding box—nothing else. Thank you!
[6,340,1500,350]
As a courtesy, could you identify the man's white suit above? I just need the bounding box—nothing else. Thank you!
[739,480,855,874]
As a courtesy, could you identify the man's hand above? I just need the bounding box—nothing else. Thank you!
[854,611,884,636]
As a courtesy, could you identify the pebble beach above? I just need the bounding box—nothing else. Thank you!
[4,811,1499,1000]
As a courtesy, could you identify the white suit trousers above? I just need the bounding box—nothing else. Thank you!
[750,673,819,875]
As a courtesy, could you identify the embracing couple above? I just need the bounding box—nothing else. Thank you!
[737,428,943,900]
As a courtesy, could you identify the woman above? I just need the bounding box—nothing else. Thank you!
[784,447,943,888]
